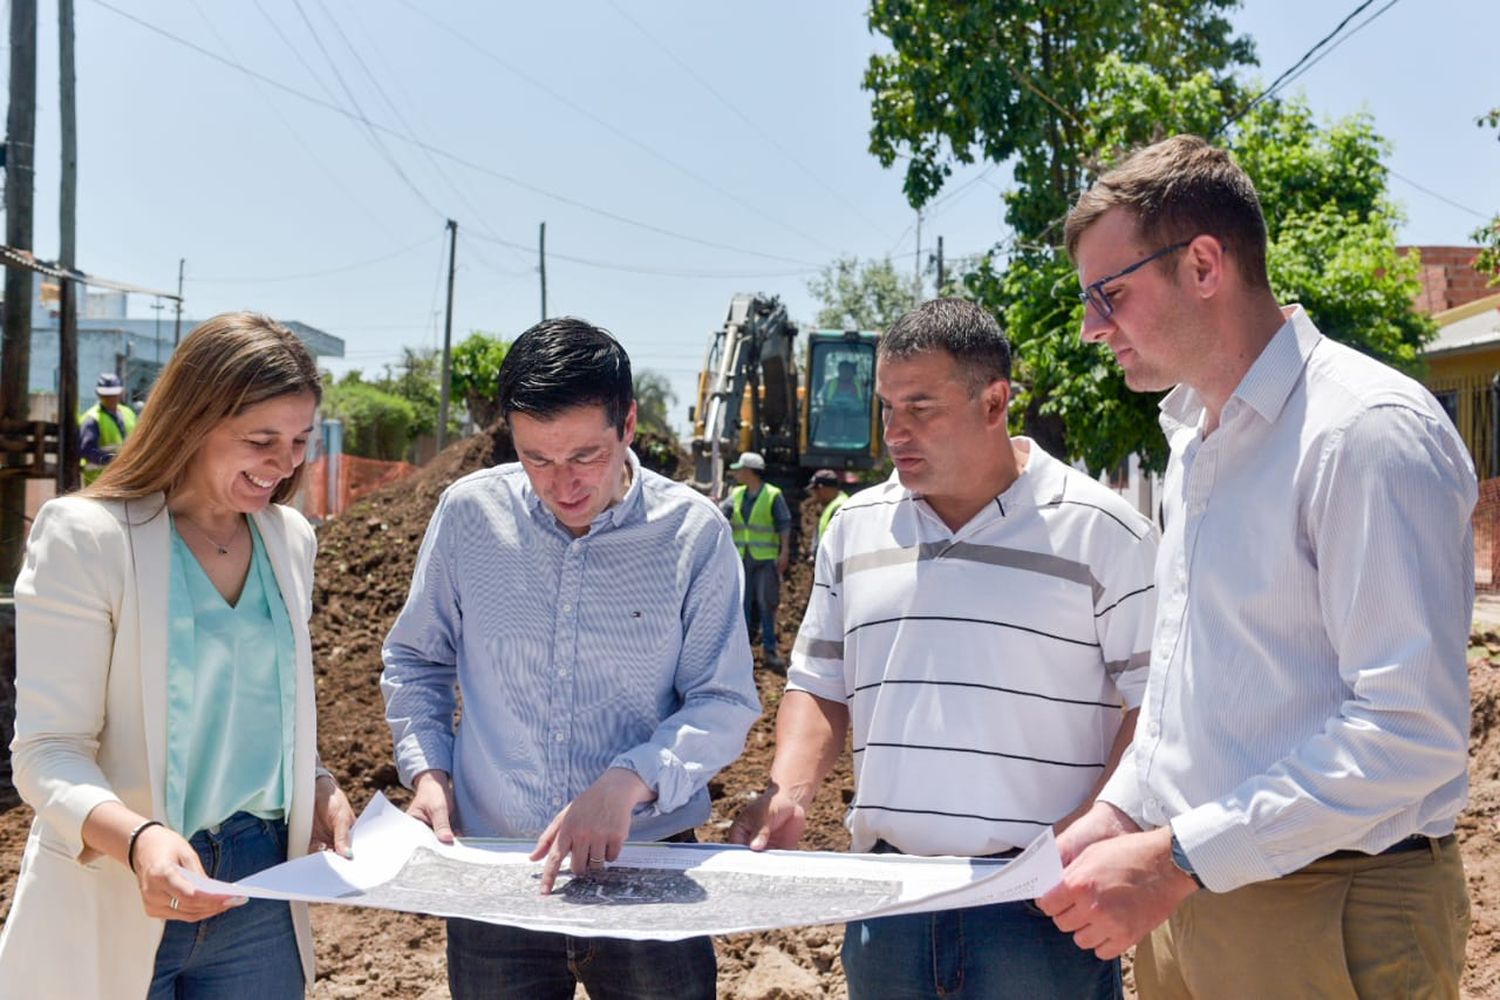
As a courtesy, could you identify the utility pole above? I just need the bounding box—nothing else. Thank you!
[57,0,79,494]
[174,258,184,346]
[436,218,457,453]
[538,221,547,322]
[935,235,945,297]
[1,0,38,584]
[150,300,164,364]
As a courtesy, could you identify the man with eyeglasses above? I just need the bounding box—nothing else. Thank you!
[1037,134,1475,998]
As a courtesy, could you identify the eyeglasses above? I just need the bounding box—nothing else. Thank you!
[1078,240,1192,319]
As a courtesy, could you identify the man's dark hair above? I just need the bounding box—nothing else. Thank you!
[1064,134,1270,289]
[496,317,634,436]
[878,298,1011,395]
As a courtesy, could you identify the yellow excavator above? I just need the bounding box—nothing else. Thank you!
[688,293,882,504]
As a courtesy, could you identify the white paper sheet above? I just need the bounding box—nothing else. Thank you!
[187,793,1063,940]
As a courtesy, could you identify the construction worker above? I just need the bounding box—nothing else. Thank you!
[812,359,868,448]
[79,372,136,485]
[720,451,791,670]
[807,468,848,555]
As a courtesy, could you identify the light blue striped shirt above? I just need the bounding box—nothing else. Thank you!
[381,449,760,841]
[1100,307,1477,892]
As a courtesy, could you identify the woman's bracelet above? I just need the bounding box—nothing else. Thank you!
[127,819,164,873]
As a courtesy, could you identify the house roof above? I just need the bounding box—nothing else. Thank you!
[1424,292,1500,359]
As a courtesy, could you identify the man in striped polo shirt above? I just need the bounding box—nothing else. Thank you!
[730,298,1158,999]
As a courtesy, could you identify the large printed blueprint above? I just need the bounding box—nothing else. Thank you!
[189,793,1063,940]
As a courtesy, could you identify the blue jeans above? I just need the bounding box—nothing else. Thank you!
[842,899,1122,1000]
[446,917,715,1000]
[742,558,780,655]
[149,813,303,1000]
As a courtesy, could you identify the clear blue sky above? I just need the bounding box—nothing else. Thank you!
[13,0,1500,434]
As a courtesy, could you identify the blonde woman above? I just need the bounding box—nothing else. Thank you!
[0,313,355,998]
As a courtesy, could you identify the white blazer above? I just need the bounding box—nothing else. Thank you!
[0,495,322,998]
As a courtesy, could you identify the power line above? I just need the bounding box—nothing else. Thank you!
[287,0,446,218]
[311,0,513,246]
[387,0,841,255]
[601,0,894,244]
[1389,169,1490,220]
[1217,0,1404,134]
[465,229,817,279]
[184,0,399,240]
[87,0,824,269]
[186,233,440,283]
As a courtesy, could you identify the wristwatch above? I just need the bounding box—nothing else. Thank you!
[1169,831,1205,889]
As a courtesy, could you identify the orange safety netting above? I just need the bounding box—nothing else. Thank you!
[301,454,419,520]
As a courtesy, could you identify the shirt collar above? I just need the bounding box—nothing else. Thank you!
[891,436,1065,524]
[996,437,1068,511]
[1159,304,1321,437]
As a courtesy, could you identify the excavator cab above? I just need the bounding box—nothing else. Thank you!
[802,331,881,470]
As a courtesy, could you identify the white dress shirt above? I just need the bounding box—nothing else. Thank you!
[1100,306,1477,892]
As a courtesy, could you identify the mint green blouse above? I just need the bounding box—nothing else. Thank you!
[165,517,296,837]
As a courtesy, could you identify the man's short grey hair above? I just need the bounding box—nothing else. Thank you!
[878,298,1012,396]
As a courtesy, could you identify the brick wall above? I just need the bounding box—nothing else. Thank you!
[1401,245,1496,314]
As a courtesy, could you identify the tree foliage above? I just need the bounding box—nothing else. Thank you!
[867,7,1433,474]
[866,0,1253,231]
[806,256,920,330]
[633,369,678,439]
[1476,106,1500,284]
[450,332,511,430]
[373,347,449,441]
[322,371,418,461]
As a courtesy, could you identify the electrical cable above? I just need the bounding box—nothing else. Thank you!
[85,0,823,268]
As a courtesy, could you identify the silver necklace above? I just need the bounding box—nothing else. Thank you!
[178,515,240,555]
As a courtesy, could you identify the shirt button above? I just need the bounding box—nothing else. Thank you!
[552,795,563,806]
[554,731,566,742]
[563,604,573,614]
[558,668,569,678]
[1148,722,1161,738]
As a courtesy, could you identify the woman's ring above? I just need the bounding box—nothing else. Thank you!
[169,895,180,911]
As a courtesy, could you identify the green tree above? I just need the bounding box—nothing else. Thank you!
[374,347,449,442]
[806,256,920,330]
[866,0,1253,234]
[450,332,510,430]
[963,60,1432,473]
[633,369,678,439]
[322,372,419,461]
[867,3,1433,473]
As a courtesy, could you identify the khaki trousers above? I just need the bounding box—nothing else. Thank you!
[1136,836,1469,1000]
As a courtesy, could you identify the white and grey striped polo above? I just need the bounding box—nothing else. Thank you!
[787,439,1158,857]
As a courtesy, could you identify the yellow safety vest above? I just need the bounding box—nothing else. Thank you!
[729,482,783,561]
[80,402,136,484]
[817,490,848,547]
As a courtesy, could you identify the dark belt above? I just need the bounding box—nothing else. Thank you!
[871,839,1022,860]
[1320,833,1452,862]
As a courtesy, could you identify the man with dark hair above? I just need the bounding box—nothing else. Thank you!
[382,316,760,999]
[720,450,792,670]
[731,298,1158,999]
[1039,134,1476,998]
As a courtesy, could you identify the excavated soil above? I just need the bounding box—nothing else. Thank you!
[3,425,1499,998]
